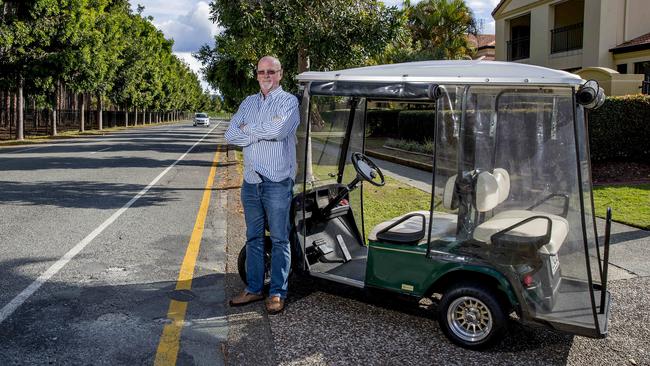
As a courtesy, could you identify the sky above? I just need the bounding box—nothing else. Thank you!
[131,0,501,93]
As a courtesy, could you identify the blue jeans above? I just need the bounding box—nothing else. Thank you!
[241,176,293,299]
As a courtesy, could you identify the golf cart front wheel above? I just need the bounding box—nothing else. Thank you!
[237,237,273,288]
[437,283,507,350]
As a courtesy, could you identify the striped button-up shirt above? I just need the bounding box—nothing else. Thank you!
[224,87,300,184]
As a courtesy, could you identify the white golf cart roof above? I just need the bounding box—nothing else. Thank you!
[297,60,583,86]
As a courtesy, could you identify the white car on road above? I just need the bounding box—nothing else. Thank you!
[193,113,210,127]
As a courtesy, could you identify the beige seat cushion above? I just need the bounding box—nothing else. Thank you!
[472,210,568,255]
[369,210,457,245]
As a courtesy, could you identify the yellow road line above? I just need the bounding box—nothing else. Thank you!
[154,148,221,366]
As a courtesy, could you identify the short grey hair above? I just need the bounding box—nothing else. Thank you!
[258,56,281,69]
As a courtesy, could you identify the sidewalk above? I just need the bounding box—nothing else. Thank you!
[599,218,650,279]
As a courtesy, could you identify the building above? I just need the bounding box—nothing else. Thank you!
[468,34,496,61]
[492,0,650,95]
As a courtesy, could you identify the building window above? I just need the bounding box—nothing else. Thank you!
[550,23,583,53]
[634,61,650,75]
[550,0,584,54]
[507,14,531,61]
[616,64,628,74]
[635,62,650,94]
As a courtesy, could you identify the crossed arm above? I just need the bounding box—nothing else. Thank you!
[224,96,299,147]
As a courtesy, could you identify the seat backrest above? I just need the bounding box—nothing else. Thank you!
[493,168,510,204]
[475,171,500,212]
[442,174,457,209]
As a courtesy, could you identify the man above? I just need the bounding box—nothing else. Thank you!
[225,56,299,314]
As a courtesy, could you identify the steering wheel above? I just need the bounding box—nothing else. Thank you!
[351,152,385,187]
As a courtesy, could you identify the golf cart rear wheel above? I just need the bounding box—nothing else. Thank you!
[237,236,272,288]
[437,283,506,350]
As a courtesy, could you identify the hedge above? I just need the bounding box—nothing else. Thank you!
[588,95,650,162]
[315,95,650,164]
[396,110,436,141]
[366,109,401,136]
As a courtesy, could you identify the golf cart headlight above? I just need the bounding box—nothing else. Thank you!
[577,80,606,109]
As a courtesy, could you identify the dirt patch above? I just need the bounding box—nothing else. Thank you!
[591,161,650,185]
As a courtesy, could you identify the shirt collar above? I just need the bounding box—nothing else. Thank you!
[259,86,283,100]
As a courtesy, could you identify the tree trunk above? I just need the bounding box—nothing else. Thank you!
[134,107,138,126]
[6,91,11,128]
[79,93,85,132]
[17,77,24,140]
[1,91,5,127]
[298,48,310,74]
[52,80,59,136]
[12,91,17,137]
[97,93,103,130]
[33,98,37,129]
[125,107,129,127]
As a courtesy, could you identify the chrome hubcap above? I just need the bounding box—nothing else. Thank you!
[447,296,493,342]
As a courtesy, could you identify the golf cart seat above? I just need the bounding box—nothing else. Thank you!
[472,169,568,256]
[368,176,458,245]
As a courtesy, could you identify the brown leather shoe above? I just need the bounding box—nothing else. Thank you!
[265,296,285,315]
[229,291,263,307]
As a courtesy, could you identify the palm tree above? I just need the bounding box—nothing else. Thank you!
[406,0,477,60]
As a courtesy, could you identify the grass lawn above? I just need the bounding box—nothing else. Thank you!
[361,176,431,240]
[302,162,432,240]
[593,184,650,230]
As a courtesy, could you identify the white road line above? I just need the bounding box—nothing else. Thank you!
[0,122,220,325]
[8,145,48,153]
[90,147,111,154]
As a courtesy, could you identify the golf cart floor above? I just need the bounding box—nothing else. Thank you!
[309,245,368,285]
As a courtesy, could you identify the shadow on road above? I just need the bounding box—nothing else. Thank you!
[0,256,226,366]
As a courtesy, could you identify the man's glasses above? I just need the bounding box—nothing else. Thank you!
[256,69,281,76]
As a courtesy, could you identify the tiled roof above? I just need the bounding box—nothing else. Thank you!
[467,34,496,49]
[610,32,650,54]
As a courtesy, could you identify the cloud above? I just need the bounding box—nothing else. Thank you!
[382,0,407,7]
[175,52,215,93]
[146,1,219,53]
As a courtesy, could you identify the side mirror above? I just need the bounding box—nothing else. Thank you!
[576,80,606,109]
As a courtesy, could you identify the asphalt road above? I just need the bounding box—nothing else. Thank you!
[2,122,648,365]
[0,122,229,365]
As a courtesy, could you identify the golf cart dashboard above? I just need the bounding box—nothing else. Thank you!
[297,183,350,220]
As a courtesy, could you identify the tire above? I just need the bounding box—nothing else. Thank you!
[437,282,507,350]
[237,236,273,287]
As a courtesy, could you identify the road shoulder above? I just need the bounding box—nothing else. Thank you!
[223,146,276,366]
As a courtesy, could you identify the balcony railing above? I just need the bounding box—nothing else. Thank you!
[507,36,530,61]
[551,22,583,54]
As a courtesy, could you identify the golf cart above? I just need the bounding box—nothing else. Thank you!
[236,60,612,349]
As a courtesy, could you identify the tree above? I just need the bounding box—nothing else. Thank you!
[405,0,477,60]
[196,0,400,110]
[0,1,34,140]
[1,0,211,139]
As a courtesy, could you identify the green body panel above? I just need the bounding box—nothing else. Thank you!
[365,241,519,306]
